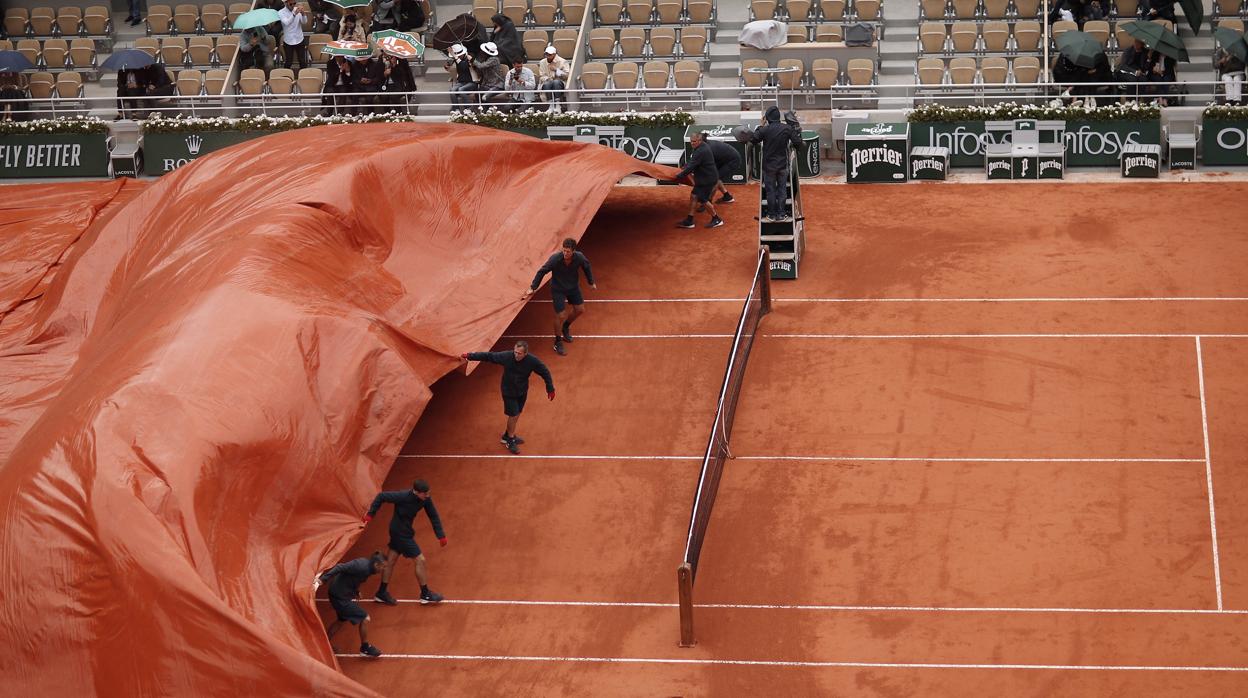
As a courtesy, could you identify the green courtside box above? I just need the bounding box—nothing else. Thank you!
[844,122,908,183]
[1120,143,1161,178]
[909,146,949,180]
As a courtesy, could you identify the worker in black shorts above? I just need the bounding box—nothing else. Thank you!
[525,237,597,356]
[461,340,555,454]
[706,138,740,206]
[364,478,446,606]
[316,551,386,657]
[673,131,725,229]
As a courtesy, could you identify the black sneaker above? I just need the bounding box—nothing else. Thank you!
[561,322,574,343]
[718,193,735,203]
[553,339,566,356]
[360,643,382,658]
[374,589,398,606]
[500,433,525,445]
[505,437,521,454]
[676,217,695,229]
[420,589,445,604]
[706,216,724,228]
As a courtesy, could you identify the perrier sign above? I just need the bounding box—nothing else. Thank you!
[844,122,909,183]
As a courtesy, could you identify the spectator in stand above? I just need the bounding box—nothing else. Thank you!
[337,12,367,42]
[397,0,431,31]
[538,45,569,112]
[369,0,400,31]
[278,0,310,71]
[1067,0,1103,27]
[504,57,536,110]
[476,42,508,106]
[752,106,802,222]
[126,0,144,26]
[381,53,416,108]
[323,54,356,114]
[673,132,725,229]
[354,53,386,111]
[1116,39,1171,101]
[1139,0,1176,23]
[308,0,342,36]
[240,26,274,73]
[446,43,478,107]
[138,65,175,118]
[116,68,147,119]
[490,13,524,66]
[0,71,29,121]
[1217,43,1244,105]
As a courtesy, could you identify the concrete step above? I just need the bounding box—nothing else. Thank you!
[709,59,739,78]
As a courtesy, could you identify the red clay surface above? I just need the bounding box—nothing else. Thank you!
[326,182,1248,696]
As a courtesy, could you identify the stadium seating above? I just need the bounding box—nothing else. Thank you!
[612,60,639,87]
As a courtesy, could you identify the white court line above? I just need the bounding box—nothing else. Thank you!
[1196,337,1225,611]
[318,597,1248,615]
[397,454,1202,463]
[500,333,1248,340]
[531,297,1248,304]
[334,652,1248,672]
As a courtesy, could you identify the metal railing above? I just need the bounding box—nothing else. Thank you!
[0,79,1239,121]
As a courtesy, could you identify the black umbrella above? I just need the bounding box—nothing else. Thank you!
[101,48,157,71]
[0,50,34,73]
[1177,0,1202,35]
[430,13,486,55]
[1120,20,1190,61]
[1056,30,1105,69]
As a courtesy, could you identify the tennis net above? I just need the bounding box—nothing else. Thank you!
[677,246,772,647]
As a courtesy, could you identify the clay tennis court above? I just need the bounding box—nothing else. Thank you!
[328,181,1248,696]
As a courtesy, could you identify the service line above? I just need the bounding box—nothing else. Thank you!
[530,297,1248,304]
[334,652,1248,672]
[317,597,1247,616]
[397,454,1203,463]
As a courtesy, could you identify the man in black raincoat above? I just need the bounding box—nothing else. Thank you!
[490,12,525,66]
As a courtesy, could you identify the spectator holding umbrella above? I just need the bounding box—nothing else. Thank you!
[0,71,28,121]
[239,26,274,73]
[1139,0,1176,24]
[323,54,356,114]
[380,53,416,108]
[1215,27,1247,105]
[445,43,478,107]
[354,53,386,111]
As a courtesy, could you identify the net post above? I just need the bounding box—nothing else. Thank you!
[758,246,773,315]
[678,563,696,647]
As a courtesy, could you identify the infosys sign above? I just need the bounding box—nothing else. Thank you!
[1201,122,1248,166]
[911,120,1161,167]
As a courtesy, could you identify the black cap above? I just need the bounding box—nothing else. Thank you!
[413,479,430,493]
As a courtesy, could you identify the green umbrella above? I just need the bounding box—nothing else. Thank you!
[323,39,373,57]
[371,29,425,58]
[1120,20,1190,62]
[232,8,280,30]
[325,0,371,7]
[1056,30,1104,69]
[1214,26,1248,63]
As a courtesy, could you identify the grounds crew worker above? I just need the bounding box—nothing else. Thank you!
[461,341,555,454]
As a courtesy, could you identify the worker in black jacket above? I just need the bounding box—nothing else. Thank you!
[525,237,597,356]
[316,551,386,657]
[461,341,555,454]
[672,131,725,229]
[753,105,803,221]
[707,139,740,205]
[364,478,447,606]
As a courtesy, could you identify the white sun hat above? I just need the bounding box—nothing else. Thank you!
[481,41,499,56]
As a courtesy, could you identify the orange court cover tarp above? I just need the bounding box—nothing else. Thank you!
[0,124,673,696]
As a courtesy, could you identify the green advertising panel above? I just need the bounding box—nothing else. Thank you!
[0,134,111,178]
[910,120,1161,167]
[1201,120,1248,166]
[546,125,685,162]
[142,131,278,175]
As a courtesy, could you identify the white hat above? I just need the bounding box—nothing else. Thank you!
[481,41,499,56]
[544,44,557,55]
[450,43,466,57]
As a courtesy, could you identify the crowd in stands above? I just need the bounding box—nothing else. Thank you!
[445,13,571,112]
